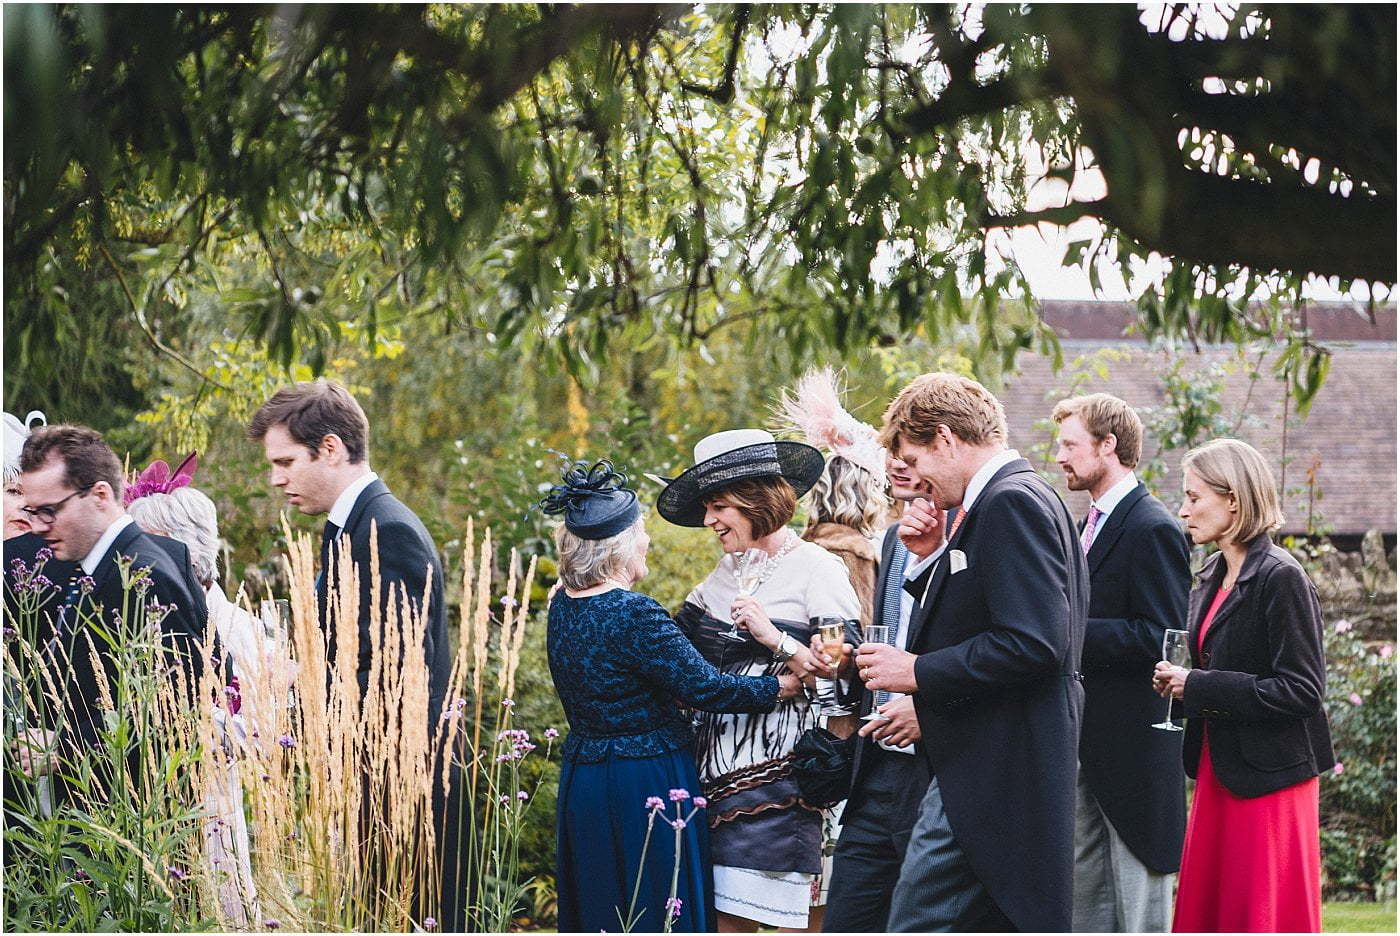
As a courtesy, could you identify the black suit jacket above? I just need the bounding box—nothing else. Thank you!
[318,479,450,725]
[1078,483,1189,873]
[51,522,207,750]
[1180,534,1334,798]
[906,458,1088,933]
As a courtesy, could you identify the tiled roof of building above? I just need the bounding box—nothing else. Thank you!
[1000,301,1396,537]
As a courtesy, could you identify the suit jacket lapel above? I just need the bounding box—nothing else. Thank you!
[89,522,143,596]
[906,460,1028,649]
[1198,534,1273,651]
[339,478,389,540]
[1085,484,1149,575]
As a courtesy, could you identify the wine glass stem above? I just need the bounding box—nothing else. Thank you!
[1163,694,1174,725]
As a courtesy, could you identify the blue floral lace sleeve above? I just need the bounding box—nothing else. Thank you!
[548,589,778,763]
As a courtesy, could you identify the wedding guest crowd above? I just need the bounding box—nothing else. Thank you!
[4,370,1336,934]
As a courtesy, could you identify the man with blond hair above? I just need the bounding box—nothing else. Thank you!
[856,372,1087,932]
[1053,393,1189,932]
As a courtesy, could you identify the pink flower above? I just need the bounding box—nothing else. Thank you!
[263,920,281,931]
[544,727,560,740]
[669,818,687,830]
[423,918,437,930]
[1334,619,1353,633]
[1349,692,1364,706]
[501,595,519,608]
[276,734,296,748]
[501,698,515,708]
[1381,644,1394,659]
[665,897,683,919]
[693,796,708,808]
[645,796,665,810]
[1333,762,1345,775]
[517,790,529,801]
[668,788,690,802]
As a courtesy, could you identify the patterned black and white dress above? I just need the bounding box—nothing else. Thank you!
[676,538,860,928]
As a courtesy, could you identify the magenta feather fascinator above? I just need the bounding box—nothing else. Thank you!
[124,451,199,506]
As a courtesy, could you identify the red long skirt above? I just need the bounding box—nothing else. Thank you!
[1173,589,1322,932]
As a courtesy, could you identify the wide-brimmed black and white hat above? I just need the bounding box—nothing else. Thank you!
[656,429,824,527]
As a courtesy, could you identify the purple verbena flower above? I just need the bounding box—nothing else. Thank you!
[544,727,560,740]
[693,796,708,808]
[501,595,519,608]
[78,575,95,594]
[277,734,296,748]
[10,558,28,574]
[517,790,529,801]
[501,698,515,708]
[167,865,189,882]
[32,574,53,590]
[423,918,438,930]
[1333,762,1345,775]
[668,788,689,802]
[665,897,683,919]
[35,547,53,563]
[1349,692,1364,706]
[264,919,282,930]
[645,796,665,811]
[669,819,687,830]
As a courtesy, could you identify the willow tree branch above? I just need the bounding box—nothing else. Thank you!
[96,243,234,392]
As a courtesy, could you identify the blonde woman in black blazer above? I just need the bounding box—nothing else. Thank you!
[1153,439,1333,932]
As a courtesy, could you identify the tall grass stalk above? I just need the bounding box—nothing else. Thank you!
[4,520,550,932]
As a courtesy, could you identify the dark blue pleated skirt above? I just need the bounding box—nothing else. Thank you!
[556,747,714,933]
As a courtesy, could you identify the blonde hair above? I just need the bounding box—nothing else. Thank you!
[806,455,886,538]
[554,515,645,590]
[1181,438,1284,544]
[1051,393,1143,469]
[878,373,1007,451]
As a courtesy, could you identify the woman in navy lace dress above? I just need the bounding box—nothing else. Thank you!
[543,461,804,933]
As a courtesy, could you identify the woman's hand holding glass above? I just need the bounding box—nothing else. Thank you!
[731,594,831,684]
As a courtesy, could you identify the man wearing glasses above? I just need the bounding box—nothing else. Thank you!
[6,425,206,792]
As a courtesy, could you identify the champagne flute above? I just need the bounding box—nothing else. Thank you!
[719,548,768,642]
[815,618,854,716]
[1151,629,1192,731]
[859,624,892,721]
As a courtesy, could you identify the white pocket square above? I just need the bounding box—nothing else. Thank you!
[949,549,968,574]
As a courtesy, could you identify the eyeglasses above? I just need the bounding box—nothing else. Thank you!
[20,484,95,524]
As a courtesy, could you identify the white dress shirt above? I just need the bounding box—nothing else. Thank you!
[1083,471,1138,550]
[326,471,379,535]
[81,514,134,576]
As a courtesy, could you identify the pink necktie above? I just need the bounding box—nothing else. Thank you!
[1081,505,1103,554]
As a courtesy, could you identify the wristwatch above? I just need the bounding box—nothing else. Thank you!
[773,634,801,663]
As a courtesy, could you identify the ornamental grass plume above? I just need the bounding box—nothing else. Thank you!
[4,521,548,932]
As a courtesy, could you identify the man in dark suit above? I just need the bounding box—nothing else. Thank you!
[7,426,207,794]
[857,373,1088,932]
[820,451,940,931]
[1053,393,1189,932]
[248,379,460,928]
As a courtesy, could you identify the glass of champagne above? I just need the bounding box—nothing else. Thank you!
[859,624,892,721]
[1151,629,1192,731]
[719,548,768,642]
[814,617,853,716]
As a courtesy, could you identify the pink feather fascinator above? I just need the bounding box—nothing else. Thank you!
[124,451,199,506]
[773,368,886,487]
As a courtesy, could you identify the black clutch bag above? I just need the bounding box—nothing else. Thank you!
[789,726,857,808]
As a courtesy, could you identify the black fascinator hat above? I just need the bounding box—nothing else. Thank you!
[540,459,641,540]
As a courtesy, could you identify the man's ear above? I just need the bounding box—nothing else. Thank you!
[1100,433,1118,458]
[318,433,345,464]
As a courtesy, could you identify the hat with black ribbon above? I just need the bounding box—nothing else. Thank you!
[656,429,824,528]
[539,459,640,540]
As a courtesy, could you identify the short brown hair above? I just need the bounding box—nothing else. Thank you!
[1051,393,1144,469]
[704,476,797,539]
[1182,438,1284,544]
[19,425,124,498]
[247,379,369,463]
[877,373,1007,452]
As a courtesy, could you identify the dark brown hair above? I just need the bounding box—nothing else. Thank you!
[247,379,369,463]
[19,425,124,498]
[704,476,797,539]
